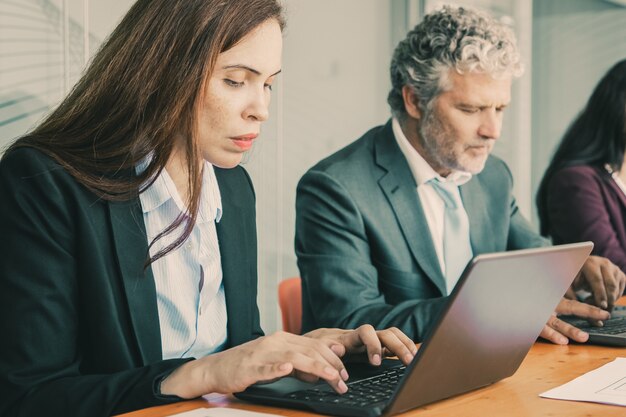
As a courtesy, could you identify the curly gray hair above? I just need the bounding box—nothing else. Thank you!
[388,5,523,120]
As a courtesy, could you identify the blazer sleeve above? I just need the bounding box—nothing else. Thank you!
[295,169,446,342]
[547,167,626,271]
[0,150,190,417]
[498,161,550,251]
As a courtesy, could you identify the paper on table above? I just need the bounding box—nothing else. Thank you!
[540,357,626,407]
[167,408,282,417]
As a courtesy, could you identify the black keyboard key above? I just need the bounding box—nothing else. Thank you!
[286,365,407,408]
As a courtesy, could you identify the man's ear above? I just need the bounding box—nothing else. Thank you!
[402,85,422,120]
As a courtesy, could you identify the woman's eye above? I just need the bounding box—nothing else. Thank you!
[264,83,273,91]
[224,79,244,87]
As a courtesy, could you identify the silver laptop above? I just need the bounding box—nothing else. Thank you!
[236,242,593,417]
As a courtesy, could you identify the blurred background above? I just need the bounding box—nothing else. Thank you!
[1,0,626,332]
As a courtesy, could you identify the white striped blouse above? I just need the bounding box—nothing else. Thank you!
[139,161,228,359]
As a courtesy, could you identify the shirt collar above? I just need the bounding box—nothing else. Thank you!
[138,158,222,223]
[391,117,472,187]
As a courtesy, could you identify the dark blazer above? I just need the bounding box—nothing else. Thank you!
[0,148,262,417]
[295,121,548,341]
[546,165,626,272]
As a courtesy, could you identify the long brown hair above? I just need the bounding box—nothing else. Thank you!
[7,0,285,264]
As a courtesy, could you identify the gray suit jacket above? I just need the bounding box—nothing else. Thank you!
[295,121,548,341]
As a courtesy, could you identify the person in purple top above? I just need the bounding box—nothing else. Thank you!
[538,59,626,277]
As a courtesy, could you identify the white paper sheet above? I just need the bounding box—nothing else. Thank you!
[167,407,282,417]
[540,357,626,407]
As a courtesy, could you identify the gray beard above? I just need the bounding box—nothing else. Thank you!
[417,110,457,175]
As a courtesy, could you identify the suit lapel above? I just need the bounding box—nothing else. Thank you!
[460,177,497,255]
[215,168,253,347]
[108,169,253,361]
[374,122,447,295]
[108,199,162,364]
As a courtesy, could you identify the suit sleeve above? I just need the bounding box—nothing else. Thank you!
[507,199,550,250]
[498,161,550,250]
[547,168,626,271]
[296,170,446,342]
[0,150,189,417]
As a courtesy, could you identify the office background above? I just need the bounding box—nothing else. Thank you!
[1,0,626,332]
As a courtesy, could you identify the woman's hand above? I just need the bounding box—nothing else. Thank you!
[159,331,351,398]
[159,325,416,399]
[572,255,626,309]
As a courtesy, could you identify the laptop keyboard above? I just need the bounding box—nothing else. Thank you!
[286,365,407,407]
[577,317,626,335]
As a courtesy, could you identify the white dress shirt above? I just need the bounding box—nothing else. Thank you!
[139,161,228,359]
[392,118,472,277]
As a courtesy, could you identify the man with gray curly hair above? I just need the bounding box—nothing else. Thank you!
[388,6,523,124]
[386,5,523,176]
[296,6,624,343]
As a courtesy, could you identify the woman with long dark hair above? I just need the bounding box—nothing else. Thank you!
[0,1,416,416]
[537,59,626,273]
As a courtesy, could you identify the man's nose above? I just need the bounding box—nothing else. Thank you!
[478,110,502,140]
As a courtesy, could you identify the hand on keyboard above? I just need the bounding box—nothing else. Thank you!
[540,298,611,345]
[304,325,417,367]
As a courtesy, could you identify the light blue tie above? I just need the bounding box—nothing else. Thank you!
[429,179,473,294]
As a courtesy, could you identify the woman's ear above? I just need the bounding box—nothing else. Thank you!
[402,85,422,120]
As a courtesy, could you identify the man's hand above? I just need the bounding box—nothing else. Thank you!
[572,256,626,309]
[539,298,610,345]
[304,325,417,366]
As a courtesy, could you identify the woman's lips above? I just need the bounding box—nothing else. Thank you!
[230,133,258,151]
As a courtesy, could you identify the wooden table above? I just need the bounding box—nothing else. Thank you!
[119,341,626,417]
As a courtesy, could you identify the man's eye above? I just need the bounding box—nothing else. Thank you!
[224,79,244,87]
[460,108,478,114]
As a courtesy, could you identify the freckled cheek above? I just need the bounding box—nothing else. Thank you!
[196,108,223,142]
[200,102,228,130]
